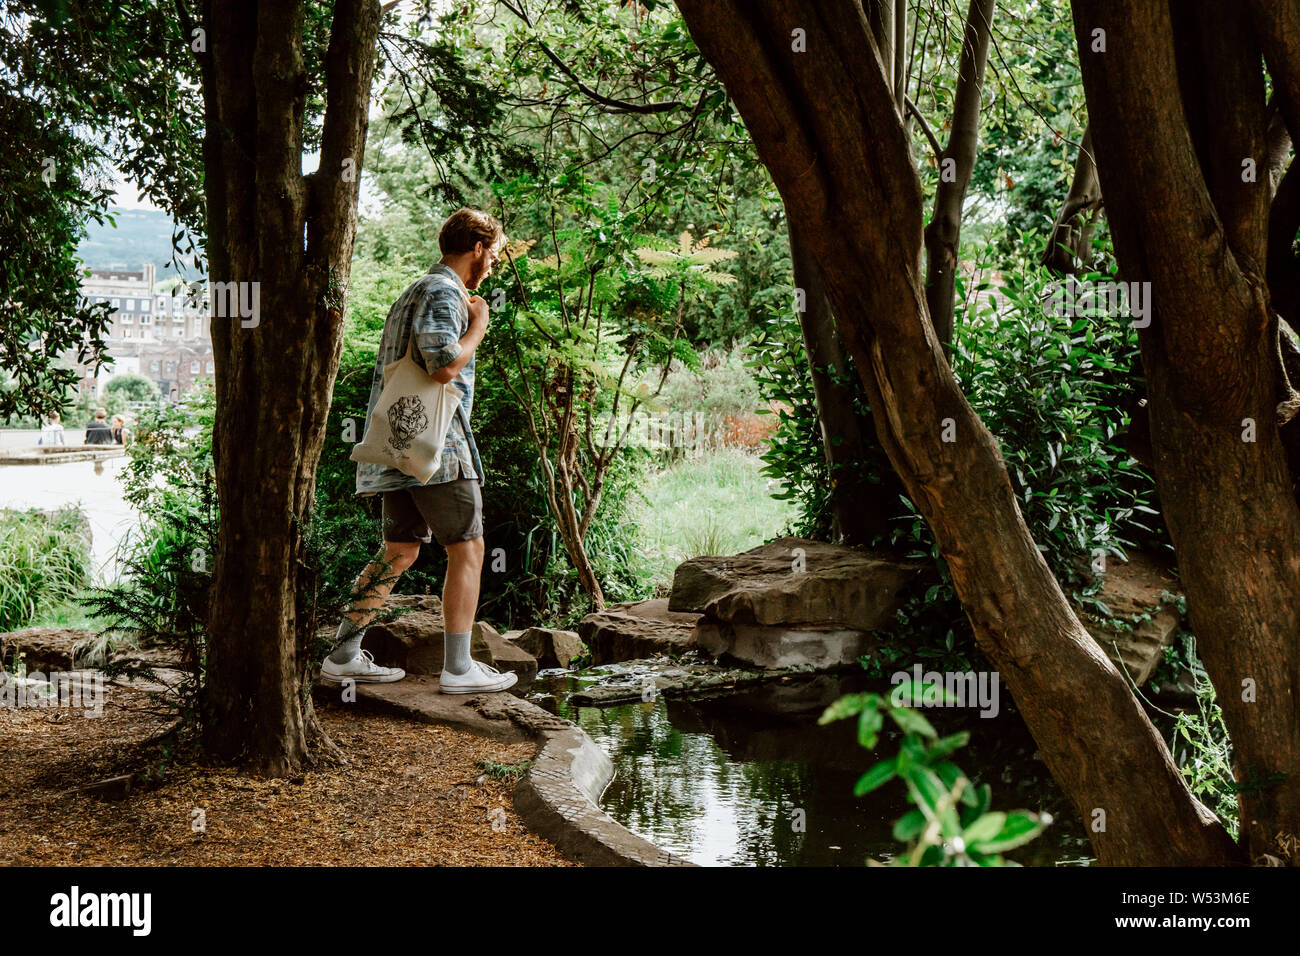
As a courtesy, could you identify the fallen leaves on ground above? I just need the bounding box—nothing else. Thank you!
[0,686,572,867]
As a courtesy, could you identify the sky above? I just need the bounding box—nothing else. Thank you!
[109,146,385,217]
[110,150,325,212]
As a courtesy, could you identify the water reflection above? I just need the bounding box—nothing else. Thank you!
[545,674,1092,867]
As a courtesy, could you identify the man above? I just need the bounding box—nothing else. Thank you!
[84,408,114,445]
[321,209,516,695]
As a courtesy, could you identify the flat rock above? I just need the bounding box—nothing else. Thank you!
[349,594,488,674]
[565,658,824,707]
[694,619,876,670]
[475,621,538,691]
[513,627,583,669]
[321,595,538,686]
[1079,551,1181,687]
[668,537,924,631]
[0,627,98,673]
[577,599,701,665]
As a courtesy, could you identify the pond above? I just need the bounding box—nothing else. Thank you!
[533,668,1095,867]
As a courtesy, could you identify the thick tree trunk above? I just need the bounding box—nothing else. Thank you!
[199,0,380,772]
[1072,0,1300,863]
[675,0,1240,865]
[788,219,893,545]
[1042,126,1102,276]
[923,0,994,346]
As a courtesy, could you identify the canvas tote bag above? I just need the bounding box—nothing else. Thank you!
[350,324,466,484]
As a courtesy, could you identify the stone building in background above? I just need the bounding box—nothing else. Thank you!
[71,265,214,401]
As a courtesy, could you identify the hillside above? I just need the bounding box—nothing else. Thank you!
[77,207,203,280]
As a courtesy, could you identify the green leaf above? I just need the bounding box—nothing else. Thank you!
[968,810,1049,854]
[888,705,937,738]
[892,808,926,842]
[926,731,970,760]
[819,692,876,725]
[857,704,884,749]
[854,757,898,796]
[962,811,1006,845]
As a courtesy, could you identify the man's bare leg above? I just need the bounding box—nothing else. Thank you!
[321,540,420,682]
[438,535,513,693]
[441,536,485,634]
[343,540,422,632]
[440,537,484,676]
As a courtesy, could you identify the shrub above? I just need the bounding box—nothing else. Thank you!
[104,373,161,405]
[0,505,92,632]
[946,236,1155,585]
[753,232,1156,670]
[82,381,396,729]
[749,310,891,541]
[80,389,217,722]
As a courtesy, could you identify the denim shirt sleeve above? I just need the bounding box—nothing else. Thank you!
[412,280,465,373]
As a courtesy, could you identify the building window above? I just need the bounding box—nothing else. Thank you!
[190,360,199,374]
[142,300,151,313]
[150,360,160,373]
[166,362,175,374]
[110,298,119,308]
[206,361,215,373]
[121,314,133,324]
[123,329,132,338]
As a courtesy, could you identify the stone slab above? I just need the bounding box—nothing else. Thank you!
[669,537,924,630]
[694,619,875,670]
[1079,551,1182,687]
[577,598,700,665]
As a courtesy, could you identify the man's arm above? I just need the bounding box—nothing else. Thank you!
[413,286,489,385]
[430,295,488,384]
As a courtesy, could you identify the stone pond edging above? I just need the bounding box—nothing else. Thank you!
[335,676,693,867]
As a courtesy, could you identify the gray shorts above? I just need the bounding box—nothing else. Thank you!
[382,478,483,546]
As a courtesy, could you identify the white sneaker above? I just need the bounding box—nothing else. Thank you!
[439,660,518,695]
[320,649,406,684]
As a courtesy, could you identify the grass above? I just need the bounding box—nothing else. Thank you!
[627,445,798,594]
[0,506,92,632]
[476,758,532,782]
[26,599,100,630]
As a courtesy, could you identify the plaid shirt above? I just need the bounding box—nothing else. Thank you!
[355,264,483,494]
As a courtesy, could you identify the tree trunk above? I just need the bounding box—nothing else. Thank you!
[1042,126,1103,276]
[865,0,894,92]
[1072,0,1300,863]
[923,0,994,346]
[675,0,1241,865]
[788,218,893,545]
[199,0,380,772]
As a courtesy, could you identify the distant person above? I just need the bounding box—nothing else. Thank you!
[38,412,66,446]
[111,415,128,445]
[84,409,114,445]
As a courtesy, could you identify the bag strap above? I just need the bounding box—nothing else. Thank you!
[405,272,474,433]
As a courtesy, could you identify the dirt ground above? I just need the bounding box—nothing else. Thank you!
[0,682,572,866]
